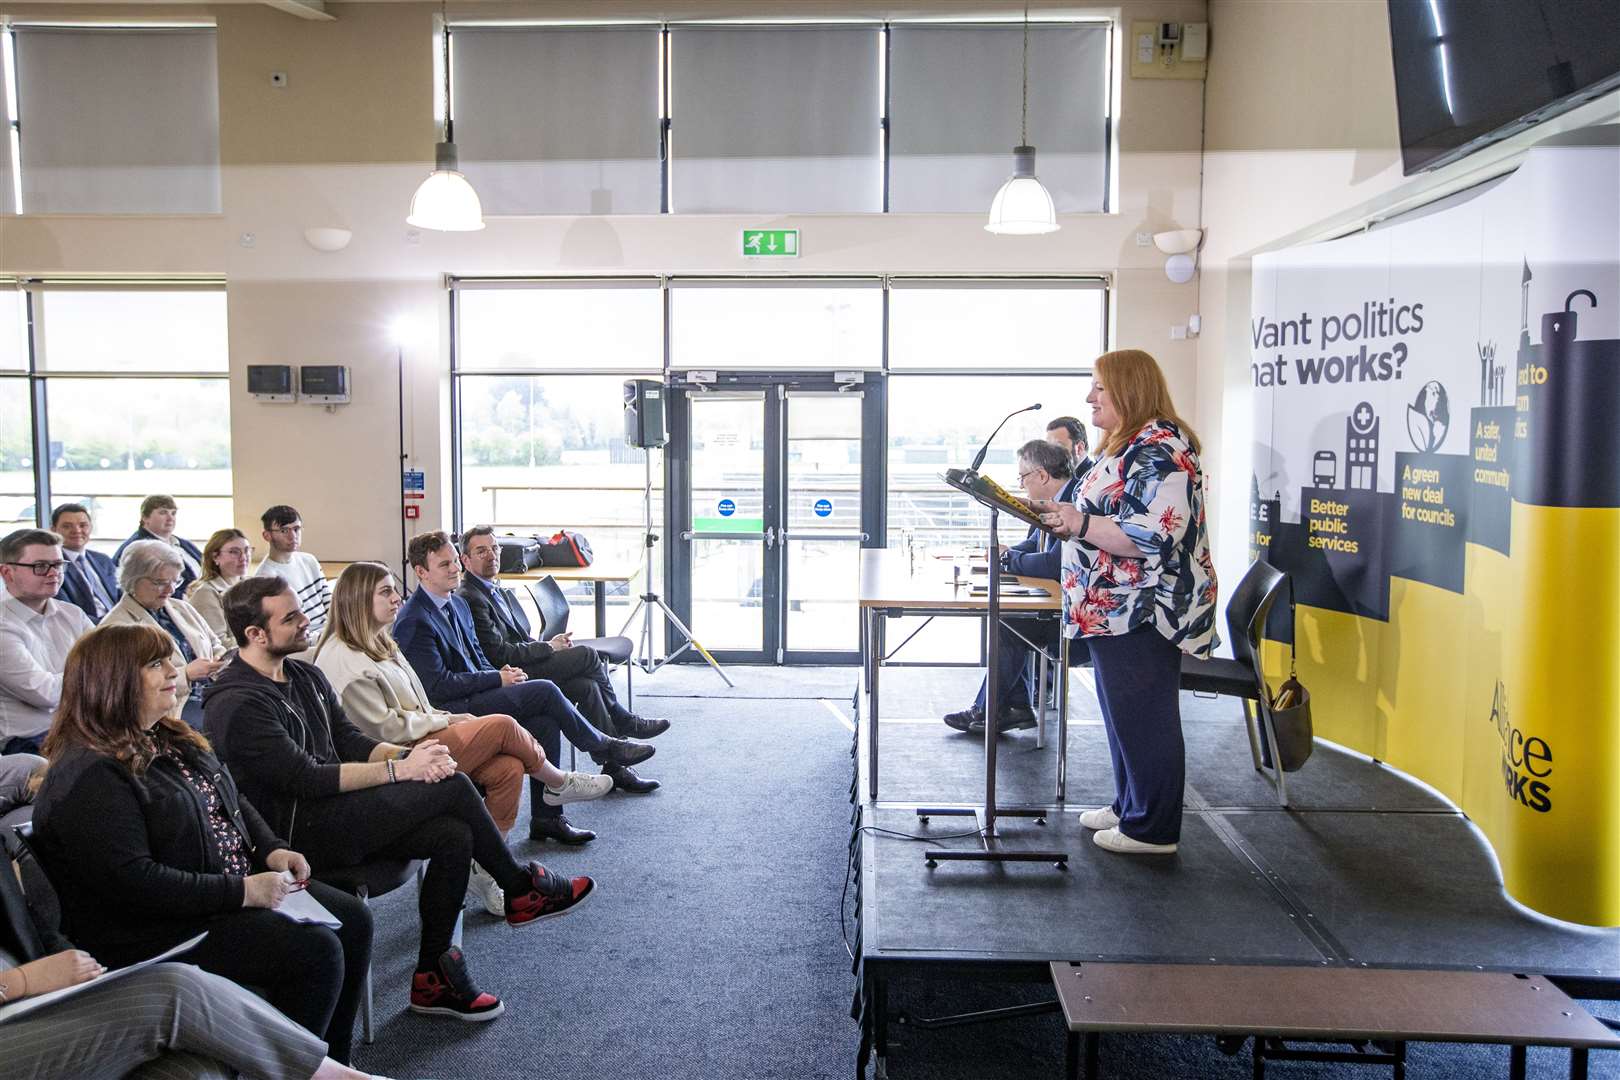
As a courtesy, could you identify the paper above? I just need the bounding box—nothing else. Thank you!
[0,932,208,1025]
[273,872,342,929]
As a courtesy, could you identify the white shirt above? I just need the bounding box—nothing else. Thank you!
[0,591,95,741]
[255,551,333,638]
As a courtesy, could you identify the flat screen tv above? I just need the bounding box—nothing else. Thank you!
[1388,0,1620,174]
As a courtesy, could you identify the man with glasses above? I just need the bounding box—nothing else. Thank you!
[255,505,333,643]
[0,529,93,755]
[50,503,122,623]
[942,440,1076,736]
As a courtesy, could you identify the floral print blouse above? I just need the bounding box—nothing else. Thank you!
[1060,418,1220,657]
[160,743,252,876]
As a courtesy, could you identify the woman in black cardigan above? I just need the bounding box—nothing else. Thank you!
[30,623,372,1065]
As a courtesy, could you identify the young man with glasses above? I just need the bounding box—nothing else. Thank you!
[255,505,333,643]
[50,503,122,623]
[0,528,93,755]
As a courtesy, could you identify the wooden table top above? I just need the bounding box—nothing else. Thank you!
[501,559,643,584]
[859,548,1060,612]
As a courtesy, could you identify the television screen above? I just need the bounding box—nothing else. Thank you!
[1388,0,1620,174]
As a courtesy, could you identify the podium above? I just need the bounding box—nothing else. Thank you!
[918,469,1069,870]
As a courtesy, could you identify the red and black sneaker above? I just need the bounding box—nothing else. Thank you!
[409,947,505,1021]
[505,861,595,927]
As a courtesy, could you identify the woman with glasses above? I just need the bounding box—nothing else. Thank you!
[103,540,229,729]
[189,529,254,644]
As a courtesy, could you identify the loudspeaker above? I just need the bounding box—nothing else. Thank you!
[623,379,667,448]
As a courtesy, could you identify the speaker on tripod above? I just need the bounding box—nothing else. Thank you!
[624,379,666,449]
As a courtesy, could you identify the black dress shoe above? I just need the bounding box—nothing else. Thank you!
[943,706,984,733]
[591,737,656,768]
[602,764,661,794]
[528,816,597,845]
[614,713,671,739]
[999,703,1038,731]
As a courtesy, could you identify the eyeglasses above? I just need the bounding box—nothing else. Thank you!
[1016,469,1039,485]
[271,524,303,534]
[3,560,65,577]
[143,576,181,590]
[221,545,253,558]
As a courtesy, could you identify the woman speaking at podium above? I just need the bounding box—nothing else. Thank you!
[1034,349,1218,856]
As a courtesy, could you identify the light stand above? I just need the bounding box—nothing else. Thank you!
[619,447,734,687]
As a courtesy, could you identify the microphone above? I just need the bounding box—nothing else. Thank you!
[970,403,1042,472]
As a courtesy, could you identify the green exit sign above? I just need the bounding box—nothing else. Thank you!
[741,229,799,257]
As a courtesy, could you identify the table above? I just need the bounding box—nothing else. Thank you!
[501,559,642,638]
[859,548,1071,804]
[1050,961,1620,1080]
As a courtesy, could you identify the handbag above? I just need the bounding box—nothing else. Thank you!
[1266,578,1314,772]
[536,530,594,568]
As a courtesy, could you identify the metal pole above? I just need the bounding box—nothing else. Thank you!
[984,508,1000,836]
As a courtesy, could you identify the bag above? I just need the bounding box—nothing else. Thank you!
[537,530,594,568]
[1265,579,1314,772]
[497,535,543,574]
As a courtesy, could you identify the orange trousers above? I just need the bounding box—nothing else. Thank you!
[416,715,546,833]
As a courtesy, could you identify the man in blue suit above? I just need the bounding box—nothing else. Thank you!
[943,439,1087,735]
[50,504,121,623]
[394,531,654,846]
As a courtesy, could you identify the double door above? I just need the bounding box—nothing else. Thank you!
[667,374,883,664]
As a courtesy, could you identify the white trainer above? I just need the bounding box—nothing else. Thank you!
[466,862,505,916]
[1092,827,1177,855]
[1078,806,1119,831]
[541,771,614,806]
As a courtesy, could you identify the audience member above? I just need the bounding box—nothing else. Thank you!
[255,505,334,642]
[314,561,611,914]
[114,495,204,598]
[394,531,655,847]
[0,529,93,756]
[190,528,254,643]
[205,576,594,1021]
[1044,415,1094,478]
[104,540,228,729]
[50,503,121,622]
[0,751,43,835]
[28,623,373,1064]
[458,525,667,794]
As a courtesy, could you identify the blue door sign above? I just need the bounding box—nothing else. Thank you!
[717,498,736,517]
[813,498,833,517]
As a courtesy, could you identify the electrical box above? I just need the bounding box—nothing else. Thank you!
[300,364,350,405]
[247,364,294,403]
[1130,20,1207,80]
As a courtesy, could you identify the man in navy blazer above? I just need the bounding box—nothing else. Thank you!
[50,504,121,623]
[394,531,654,846]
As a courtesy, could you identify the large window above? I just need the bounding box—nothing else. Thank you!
[668,280,884,370]
[4,285,232,547]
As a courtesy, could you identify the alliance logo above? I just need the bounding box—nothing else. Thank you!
[1490,681,1552,813]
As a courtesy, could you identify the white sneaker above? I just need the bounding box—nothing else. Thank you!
[466,863,505,916]
[1092,827,1177,855]
[1078,806,1119,831]
[541,771,614,806]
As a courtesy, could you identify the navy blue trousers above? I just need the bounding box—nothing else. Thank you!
[1088,626,1185,845]
[448,678,612,822]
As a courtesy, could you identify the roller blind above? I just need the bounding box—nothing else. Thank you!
[451,26,662,215]
[888,24,1109,214]
[670,25,881,213]
[14,27,220,213]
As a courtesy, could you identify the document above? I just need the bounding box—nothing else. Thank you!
[0,932,208,1025]
[273,871,343,929]
[941,468,1052,532]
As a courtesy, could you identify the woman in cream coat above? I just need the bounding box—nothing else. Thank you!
[314,561,610,915]
[187,528,254,643]
[103,539,229,728]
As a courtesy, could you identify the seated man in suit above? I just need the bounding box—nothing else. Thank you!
[457,526,667,795]
[394,531,654,846]
[943,439,1085,735]
[113,494,204,599]
[1044,415,1095,480]
[50,503,121,622]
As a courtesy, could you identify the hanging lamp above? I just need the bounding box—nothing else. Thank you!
[985,1,1059,235]
[408,0,484,231]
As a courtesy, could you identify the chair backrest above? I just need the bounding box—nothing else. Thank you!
[527,577,571,640]
[1225,560,1288,676]
[8,824,65,953]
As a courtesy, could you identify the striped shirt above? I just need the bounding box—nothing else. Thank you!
[253,552,332,639]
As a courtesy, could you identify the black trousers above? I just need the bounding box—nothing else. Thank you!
[292,773,530,968]
[177,881,371,1065]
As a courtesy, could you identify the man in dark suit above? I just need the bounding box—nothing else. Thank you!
[943,440,1086,735]
[394,531,655,846]
[1044,414,1094,482]
[49,504,120,623]
[112,495,204,599]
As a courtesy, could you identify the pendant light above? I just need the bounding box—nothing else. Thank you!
[408,0,484,232]
[985,1,1059,235]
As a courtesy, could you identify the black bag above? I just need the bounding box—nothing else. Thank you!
[1267,579,1314,772]
[497,535,543,573]
[536,530,594,568]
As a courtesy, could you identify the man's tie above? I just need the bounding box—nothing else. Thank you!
[497,587,527,635]
[75,557,109,618]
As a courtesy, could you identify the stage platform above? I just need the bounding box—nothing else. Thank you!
[848,692,1620,1075]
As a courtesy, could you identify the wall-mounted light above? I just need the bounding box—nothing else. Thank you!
[1153,228,1203,283]
[303,227,352,253]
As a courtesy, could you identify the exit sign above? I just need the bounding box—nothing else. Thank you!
[742,229,799,257]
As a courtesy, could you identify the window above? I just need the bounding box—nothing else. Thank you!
[455,279,663,372]
[0,376,29,530]
[888,279,1108,370]
[9,26,221,214]
[669,280,883,370]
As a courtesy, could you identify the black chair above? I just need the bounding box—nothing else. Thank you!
[1178,559,1295,805]
[527,575,635,706]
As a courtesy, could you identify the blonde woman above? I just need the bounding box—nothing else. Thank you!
[103,539,229,729]
[314,561,610,914]
[189,528,253,643]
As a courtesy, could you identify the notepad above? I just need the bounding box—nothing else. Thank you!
[0,932,208,1024]
[273,872,343,929]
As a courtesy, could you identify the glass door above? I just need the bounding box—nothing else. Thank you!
[684,391,772,658]
[782,391,864,658]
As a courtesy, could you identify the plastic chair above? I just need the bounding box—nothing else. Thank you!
[1177,559,1294,805]
[527,576,635,705]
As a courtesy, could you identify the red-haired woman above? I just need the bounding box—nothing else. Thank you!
[29,623,372,1064]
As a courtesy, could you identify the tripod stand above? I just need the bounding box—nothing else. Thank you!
[618,448,734,686]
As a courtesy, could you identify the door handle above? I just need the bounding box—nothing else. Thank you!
[765,526,777,549]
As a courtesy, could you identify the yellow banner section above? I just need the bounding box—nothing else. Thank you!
[1262,503,1620,926]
